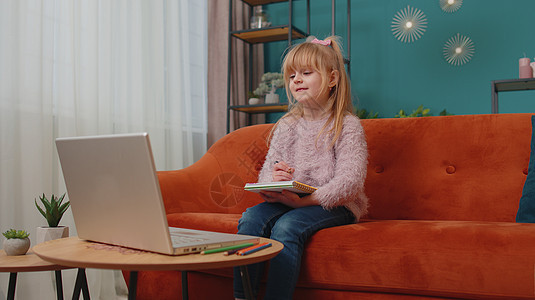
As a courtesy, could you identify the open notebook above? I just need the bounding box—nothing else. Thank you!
[244,181,317,194]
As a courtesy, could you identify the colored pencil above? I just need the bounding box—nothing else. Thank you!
[224,247,248,256]
[235,242,267,255]
[239,243,272,256]
[200,242,255,255]
[237,242,272,256]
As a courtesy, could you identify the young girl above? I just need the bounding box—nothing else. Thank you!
[234,36,369,300]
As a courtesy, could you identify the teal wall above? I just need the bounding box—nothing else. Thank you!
[264,0,535,119]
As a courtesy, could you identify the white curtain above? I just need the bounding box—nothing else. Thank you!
[0,0,207,299]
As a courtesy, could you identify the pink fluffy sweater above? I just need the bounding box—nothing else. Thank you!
[258,113,369,221]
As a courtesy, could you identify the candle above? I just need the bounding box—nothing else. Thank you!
[519,57,532,78]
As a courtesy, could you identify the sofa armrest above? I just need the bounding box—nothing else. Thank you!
[158,151,226,214]
[159,124,274,215]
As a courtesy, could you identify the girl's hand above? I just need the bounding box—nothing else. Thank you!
[273,161,295,181]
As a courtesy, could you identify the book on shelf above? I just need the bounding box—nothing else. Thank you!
[244,181,317,195]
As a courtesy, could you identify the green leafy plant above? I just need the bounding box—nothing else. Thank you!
[35,193,70,227]
[356,105,453,119]
[395,105,454,118]
[254,72,285,96]
[2,229,30,239]
[248,91,259,98]
[439,109,453,116]
[356,108,379,119]
[395,105,432,118]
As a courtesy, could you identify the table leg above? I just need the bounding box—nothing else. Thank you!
[7,272,17,300]
[128,271,138,300]
[181,271,189,300]
[240,266,254,300]
[55,270,64,300]
[72,268,90,300]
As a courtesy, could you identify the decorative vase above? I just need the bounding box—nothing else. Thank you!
[3,238,31,256]
[265,92,279,104]
[520,58,533,78]
[248,97,261,105]
[35,226,69,245]
[250,6,271,29]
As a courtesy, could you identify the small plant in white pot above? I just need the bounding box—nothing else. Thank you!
[248,91,262,105]
[35,193,70,244]
[2,229,31,256]
[254,72,284,104]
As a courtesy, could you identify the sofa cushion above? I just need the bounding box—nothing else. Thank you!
[166,213,535,299]
[362,114,531,222]
[301,220,535,299]
[167,212,242,233]
[517,115,535,223]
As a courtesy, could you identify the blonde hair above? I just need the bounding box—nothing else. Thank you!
[270,36,354,148]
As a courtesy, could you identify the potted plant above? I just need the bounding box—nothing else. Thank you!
[248,91,262,105]
[34,193,70,244]
[2,229,30,256]
[394,105,454,118]
[395,105,432,118]
[254,72,285,104]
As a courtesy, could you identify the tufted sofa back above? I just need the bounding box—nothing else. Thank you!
[362,113,531,222]
[159,114,532,222]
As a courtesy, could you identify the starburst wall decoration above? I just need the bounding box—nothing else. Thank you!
[440,0,463,13]
[391,5,428,43]
[443,33,475,66]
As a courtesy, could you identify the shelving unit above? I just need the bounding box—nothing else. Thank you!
[232,25,306,44]
[226,0,351,132]
[230,103,289,113]
[491,78,535,113]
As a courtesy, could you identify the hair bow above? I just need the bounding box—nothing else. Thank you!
[311,38,332,46]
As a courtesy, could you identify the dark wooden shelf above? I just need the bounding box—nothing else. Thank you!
[230,103,288,113]
[232,26,306,44]
[493,78,535,92]
[242,0,287,5]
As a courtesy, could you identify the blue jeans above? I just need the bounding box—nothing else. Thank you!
[233,202,355,300]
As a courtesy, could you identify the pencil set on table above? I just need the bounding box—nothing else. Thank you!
[200,242,272,256]
[229,242,272,256]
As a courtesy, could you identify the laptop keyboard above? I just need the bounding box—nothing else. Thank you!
[170,233,208,246]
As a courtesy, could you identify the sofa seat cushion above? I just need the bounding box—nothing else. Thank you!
[167,212,242,233]
[302,220,535,299]
[166,213,535,299]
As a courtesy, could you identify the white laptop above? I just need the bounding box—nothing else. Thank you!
[55,133,259,255]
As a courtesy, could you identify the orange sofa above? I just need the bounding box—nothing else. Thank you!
[125,113,535,299]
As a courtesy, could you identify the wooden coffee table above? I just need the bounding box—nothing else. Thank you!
[0,249,72,300]
[33,236,283,300]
